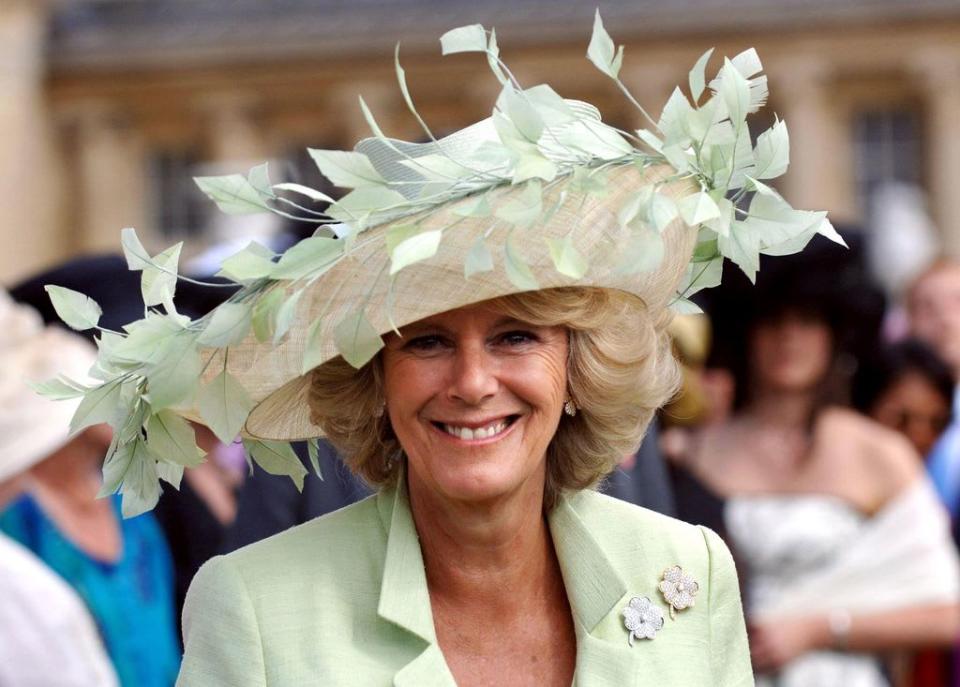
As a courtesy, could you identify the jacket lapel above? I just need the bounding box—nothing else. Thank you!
[548,493,628,632]
[375,481,459,687]
[549,492,651,687]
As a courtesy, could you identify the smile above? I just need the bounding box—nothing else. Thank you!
[433,416,518,442]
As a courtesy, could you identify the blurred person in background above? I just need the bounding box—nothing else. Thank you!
[13,254,244,631]
[907,260,960,523]
[852,340,958,687]
[658,314,735,539]
[0,290,118,686]
[221,438,369,552]
[0,291,180,686]
[853,340,954,461]
[673,240,960,686]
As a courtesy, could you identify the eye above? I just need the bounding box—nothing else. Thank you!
[496,330,538,347]
[403,334,449,353]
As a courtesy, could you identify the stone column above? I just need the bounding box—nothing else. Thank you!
[913,51,960,257]
[0,0,67,281]
[68,101,148,254]
[768,58,856,221]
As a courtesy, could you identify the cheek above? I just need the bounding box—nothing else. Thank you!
[871,399,900,429]
[808,337,833,372]
[381,354,439,416]
[529,344,570,410]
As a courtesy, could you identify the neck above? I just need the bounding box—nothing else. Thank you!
[408,467,557,612]
[746,387,816,429]
[29,444,103,505]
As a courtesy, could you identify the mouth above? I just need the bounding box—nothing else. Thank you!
[431,415,520,442]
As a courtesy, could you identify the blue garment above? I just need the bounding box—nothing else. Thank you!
[927,388,960,518]
[0,494,181,687]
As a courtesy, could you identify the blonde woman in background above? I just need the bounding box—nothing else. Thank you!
[0,290,117,686]
[0,291,181,687]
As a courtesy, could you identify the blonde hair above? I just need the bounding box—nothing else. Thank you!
[308,287,680,508]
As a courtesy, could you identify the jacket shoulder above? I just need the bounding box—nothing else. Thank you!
[216,493,385,588]
[566,489,713,561]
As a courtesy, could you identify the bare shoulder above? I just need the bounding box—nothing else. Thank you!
[813,407,920,497]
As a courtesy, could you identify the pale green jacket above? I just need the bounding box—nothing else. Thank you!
[177,483,753,686]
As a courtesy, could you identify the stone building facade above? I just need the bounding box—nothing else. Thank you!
[3,0,960,282]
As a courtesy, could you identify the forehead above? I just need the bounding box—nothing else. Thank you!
[399,302,527,333]
[912,266,960,300]
[888,371,950,402]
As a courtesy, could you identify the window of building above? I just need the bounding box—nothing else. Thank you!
[852,108,924,216]
[148,149,210,240]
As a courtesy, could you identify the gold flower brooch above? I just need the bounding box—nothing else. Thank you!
[658,565,699,619]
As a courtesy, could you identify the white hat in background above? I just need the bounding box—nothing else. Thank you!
[0,291,97,483]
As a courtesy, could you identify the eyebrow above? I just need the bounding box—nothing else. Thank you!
[397,315,534,338]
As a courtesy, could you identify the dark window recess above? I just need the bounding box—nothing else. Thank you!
[148,149,210,240]
[277,144,341,242]
[852,108,924,217]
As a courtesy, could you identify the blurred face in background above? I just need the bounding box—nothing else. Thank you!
[908,263,960,381]
[869,371,951,458]
[750,310,833,395]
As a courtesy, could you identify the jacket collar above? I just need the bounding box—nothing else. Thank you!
[374,479,633,686]
[547,490,629,633]
[375,477,436,644]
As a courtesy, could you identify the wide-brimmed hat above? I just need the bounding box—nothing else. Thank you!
[40,14,841,515]
[0,291,97,483]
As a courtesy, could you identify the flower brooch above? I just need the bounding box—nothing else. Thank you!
[658,565,699,619]
[621,565,699,645]
[622,597,664,645]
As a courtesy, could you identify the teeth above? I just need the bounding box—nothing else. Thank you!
[442,419,508,441]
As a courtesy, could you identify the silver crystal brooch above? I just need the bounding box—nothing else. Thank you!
[622,596,665,645]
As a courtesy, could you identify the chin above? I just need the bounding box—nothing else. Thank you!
[434,465,532,504]
[410,449,545,506]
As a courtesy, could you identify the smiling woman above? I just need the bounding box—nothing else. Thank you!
[39,13,840,687]
[310,288,677,509]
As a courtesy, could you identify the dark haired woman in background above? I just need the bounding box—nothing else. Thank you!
[853,339,953,460]
[671,240,960,686]
[853,339,958,686]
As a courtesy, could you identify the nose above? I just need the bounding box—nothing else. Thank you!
[448,341,498,405]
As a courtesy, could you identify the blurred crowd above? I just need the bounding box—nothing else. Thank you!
[2,224,960,686]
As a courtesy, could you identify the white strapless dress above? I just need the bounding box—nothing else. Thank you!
[725,494,889,687]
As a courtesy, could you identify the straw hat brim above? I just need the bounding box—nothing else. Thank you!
[189,164,697,441]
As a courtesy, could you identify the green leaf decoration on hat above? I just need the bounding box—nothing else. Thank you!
[242,440,308,491]
[146,411,205,468]
[36,13,844,517]
[45,285,102,332]
[198,367,255,445]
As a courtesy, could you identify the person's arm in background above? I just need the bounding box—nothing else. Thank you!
[750,603,960,672]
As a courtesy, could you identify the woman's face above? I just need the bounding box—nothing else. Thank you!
[382,303,568,506]
[750,311,833,394]
[870,371,950,458]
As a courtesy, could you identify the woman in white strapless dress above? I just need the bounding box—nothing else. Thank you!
[679,263,960,686]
